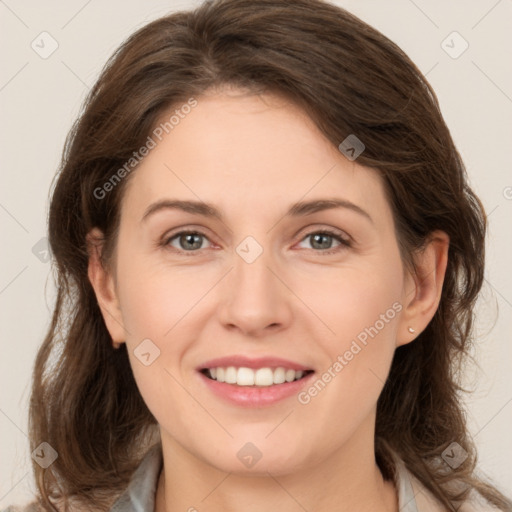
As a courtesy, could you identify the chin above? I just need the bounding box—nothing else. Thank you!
[196,438,315,476]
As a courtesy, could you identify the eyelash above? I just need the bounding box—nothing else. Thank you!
[160,228,352,256]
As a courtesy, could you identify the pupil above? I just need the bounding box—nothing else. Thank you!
[182,233,202,250]
[312,233,332,249]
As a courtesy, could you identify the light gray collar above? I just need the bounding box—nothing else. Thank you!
[109,443,420,512]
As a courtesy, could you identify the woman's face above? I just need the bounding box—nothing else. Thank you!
[98,89,417,475]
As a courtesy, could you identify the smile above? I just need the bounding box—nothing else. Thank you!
[197,356,315,406]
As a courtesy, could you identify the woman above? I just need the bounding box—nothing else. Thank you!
[4,0,511,510]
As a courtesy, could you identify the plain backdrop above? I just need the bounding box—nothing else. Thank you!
[1,0,511,507]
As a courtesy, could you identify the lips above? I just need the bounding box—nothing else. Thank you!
[199,355,312,371]
[197,356,315,406]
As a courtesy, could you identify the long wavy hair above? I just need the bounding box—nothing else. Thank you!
[28,0,511,510]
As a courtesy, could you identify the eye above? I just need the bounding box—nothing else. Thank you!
[161,228,351,255]
[297,229,351,254]
[165,231,212,252]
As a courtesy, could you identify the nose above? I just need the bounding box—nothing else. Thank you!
[217,244,293,338]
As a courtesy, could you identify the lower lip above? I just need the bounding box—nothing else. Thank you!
[198,371,315,407]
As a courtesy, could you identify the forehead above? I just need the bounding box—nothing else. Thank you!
[121,90,391,225]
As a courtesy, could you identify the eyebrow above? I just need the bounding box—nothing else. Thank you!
[141,198,373,224]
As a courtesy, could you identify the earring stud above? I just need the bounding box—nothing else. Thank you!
[408,327,416,333]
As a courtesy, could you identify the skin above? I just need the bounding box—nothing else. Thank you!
[88,86,449,512]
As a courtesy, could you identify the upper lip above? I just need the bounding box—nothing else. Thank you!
[198,355,313,372]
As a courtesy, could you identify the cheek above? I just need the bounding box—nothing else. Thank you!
[294,260,403,433]
[115,248,210,340]
[112,250,177,382]
[114,249,221,423]
[305,258,403,353]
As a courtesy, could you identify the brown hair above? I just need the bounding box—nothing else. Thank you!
[29,0,511,510]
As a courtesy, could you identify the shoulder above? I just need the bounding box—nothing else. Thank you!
[109,442,163,511]
[407,469,503,512]
[1,445,163,512]
[1,496,116,512]
[389,450,504,512]
[0,488,122,512]
[1,503,42,512]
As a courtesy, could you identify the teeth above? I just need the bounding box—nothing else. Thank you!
[285,369,296,382]
[254,368,273,386]
[225,366,237,384]
[237,367,255,386]
[273,367,286,384]
[206,366,308,386]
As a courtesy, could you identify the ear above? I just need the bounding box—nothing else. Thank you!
[396,230,450,347]
[87,227,126,348]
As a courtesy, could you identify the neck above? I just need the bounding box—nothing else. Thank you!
[155,419,398,512]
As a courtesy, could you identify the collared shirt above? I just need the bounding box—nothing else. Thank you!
[108,444,500,512]
[2,444,501,512]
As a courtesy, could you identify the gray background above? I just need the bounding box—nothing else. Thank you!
[1,0,511,506]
